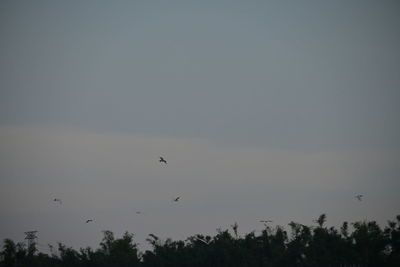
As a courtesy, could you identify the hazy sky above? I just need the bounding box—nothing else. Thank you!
[1,0,399,252]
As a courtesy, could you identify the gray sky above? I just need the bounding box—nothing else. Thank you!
[1,0,399,252]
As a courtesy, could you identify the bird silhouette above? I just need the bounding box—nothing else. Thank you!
[173,196,180,202]
[53,198,62,204]
[136,211,142,214]
[355,194,363,201]
[86,219,93,223]
[159,156,167,164]
[260,220,273,223]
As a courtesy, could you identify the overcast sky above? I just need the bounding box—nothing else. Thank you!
[1,0,399,252]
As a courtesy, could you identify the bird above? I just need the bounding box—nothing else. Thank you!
[355,194,363,201]
[53,198,62,204]
[196,237,211,245]
[159,156,167,164]
[136,211,142,215]
[260,220,273,223]
[173,196,180,202]
[85,219,93,223]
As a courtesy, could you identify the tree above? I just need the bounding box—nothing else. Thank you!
[2,215,400,267]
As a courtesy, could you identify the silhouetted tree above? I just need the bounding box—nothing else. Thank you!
[2,215,400,267]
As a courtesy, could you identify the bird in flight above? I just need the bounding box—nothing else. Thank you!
[173,196,180,202]
[86,219,93,223]
[196,237,211,245]
[355,194,363,201]
[53,198,62,204]
[136,211,142,215]
[260,220,273,223]
[159,156,167,164]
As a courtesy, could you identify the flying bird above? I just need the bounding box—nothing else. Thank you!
[355,194,363,201]
[159,156,167,164]
[173,196,180,202]
[53,198,62,204]
[196,237,211,245]
[85,219,93,223]
[260,220,273,223]
[136,211,142,215]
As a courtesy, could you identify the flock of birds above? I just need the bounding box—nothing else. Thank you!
[52,156,181,224]
[53,199,96,224]
[51,156,365,227]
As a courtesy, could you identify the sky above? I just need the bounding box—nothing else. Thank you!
[0,0,399,252]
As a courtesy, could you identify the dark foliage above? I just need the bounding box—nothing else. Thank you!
[1,215,399,267]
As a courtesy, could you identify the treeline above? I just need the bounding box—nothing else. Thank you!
[1,215,399,267]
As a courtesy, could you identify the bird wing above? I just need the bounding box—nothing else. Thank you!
[197,238,208,244]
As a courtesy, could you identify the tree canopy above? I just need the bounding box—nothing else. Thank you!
[1,215,399,267]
